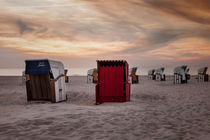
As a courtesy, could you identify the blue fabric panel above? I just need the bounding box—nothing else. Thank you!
[25,60,51,74]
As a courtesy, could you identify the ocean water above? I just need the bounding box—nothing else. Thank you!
[0,69,24,76]
[0,67,202,76]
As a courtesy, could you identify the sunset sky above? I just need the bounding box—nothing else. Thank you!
[0,0,210,75]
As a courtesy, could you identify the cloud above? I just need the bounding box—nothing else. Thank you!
[143,0,210,25]
[117,25,210,55]
[16,20,34,34]
[0,0,210,70]
[79,0,210,55]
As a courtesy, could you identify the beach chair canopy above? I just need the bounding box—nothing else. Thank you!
[64,69,68,75]
[131,67,138,72]
[87,68,97,75]
[25,59,64,79]
[198,67,208,74]
[174,65,188,74]
[148,69,155,75]
[155,67,165,74]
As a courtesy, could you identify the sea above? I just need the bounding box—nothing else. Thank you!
[0,67,202,76]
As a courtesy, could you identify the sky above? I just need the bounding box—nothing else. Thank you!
[0,0,210,75]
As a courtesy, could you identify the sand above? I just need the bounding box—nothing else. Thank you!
[0,76,210,140]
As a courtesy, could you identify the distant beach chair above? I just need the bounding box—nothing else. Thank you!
[95,60,130,104]
[64,69,69,83]
[25,59,66,103]
[155,67,166,81]
[129,67,139,84]
[148,69,155,80]
[174,65,190,84]
[22,71,26,83]
[87,68,98,84]
[22,71,29,84]
[198,67,208,82]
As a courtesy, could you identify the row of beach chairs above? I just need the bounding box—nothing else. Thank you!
[88,66,208,84]
[23,59,208,104]
[148,66,208,84]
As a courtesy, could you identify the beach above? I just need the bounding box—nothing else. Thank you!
[0,76,210,140]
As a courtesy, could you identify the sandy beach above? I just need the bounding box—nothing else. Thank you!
[0,76,210,140]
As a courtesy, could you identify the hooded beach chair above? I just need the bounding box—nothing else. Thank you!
[95,60,130,104]
[155,67,165,81]
[174,65,190,84]
[25,59,66,103]
[198,67,208,82]
[87,68,98,84]
[64,69,69,83]
[129,67,139,84]
[148,69,156,80]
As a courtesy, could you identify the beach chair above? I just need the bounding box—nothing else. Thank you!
[129,67,139,84]
[87,68,98,84]
[198,67,208,82]
[148,69,155,80]
[25,59,66,103]
[174,65,190,84]
[95,60,130,104]
[155,67,166,81]
[64,69,69,83]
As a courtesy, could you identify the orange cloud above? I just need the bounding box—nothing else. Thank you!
[0,36,132,56]
[148,37,210,61]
